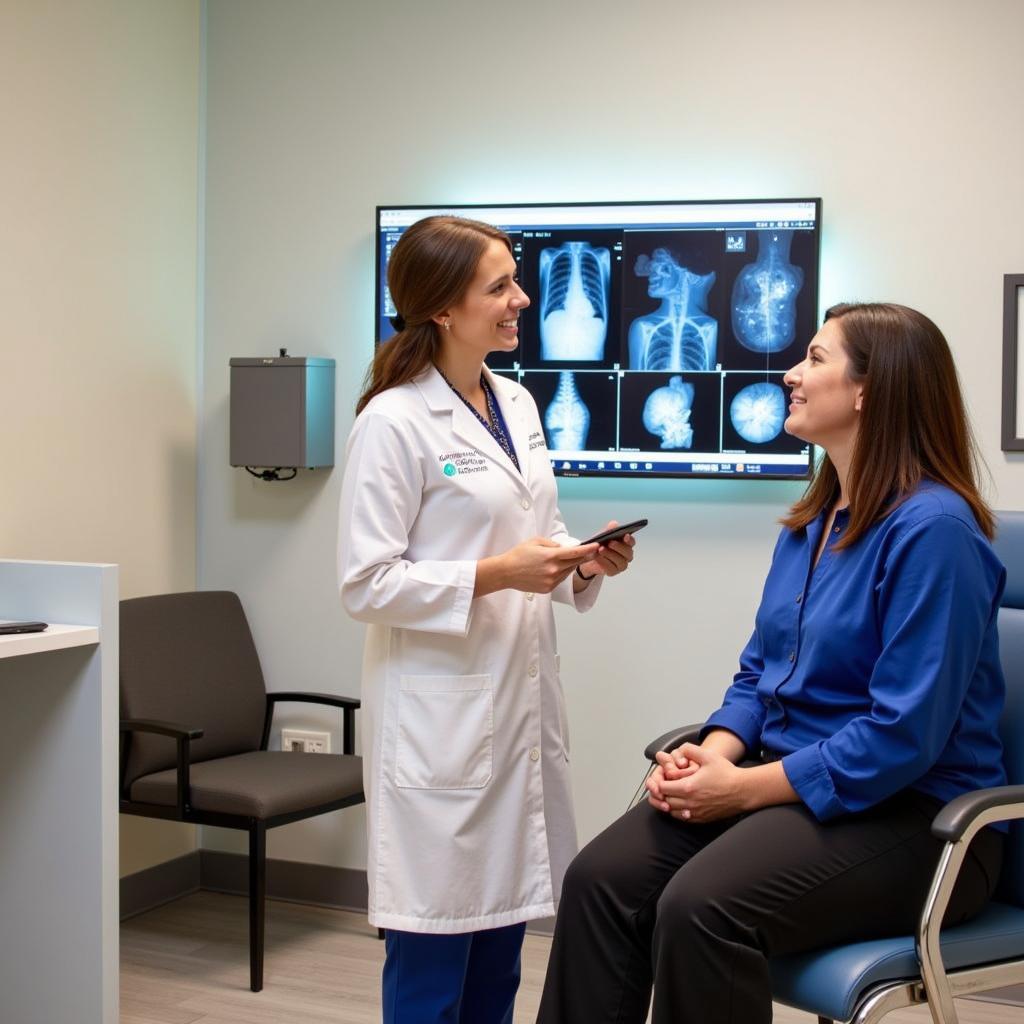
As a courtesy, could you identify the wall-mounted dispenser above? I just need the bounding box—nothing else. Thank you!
[229,350,335,481]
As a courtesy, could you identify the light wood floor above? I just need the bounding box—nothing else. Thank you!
[121,892,1023,1023]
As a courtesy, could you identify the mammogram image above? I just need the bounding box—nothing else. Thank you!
[730,381,785,444]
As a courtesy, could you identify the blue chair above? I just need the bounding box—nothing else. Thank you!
[643,510,1024,1023]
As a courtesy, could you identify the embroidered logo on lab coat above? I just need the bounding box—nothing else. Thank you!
[438,451,490,476]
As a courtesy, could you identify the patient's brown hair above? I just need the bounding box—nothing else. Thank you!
[781,302,994,546]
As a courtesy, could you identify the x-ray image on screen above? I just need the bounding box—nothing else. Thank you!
[538,242,611,361]
[544,371,591,450]
[729,380,786,444]
[517,229,622,368]
[520,370,617,453]
[619,373,720,453]
[643,376,695,449]
[628,249,717,372]
[731,230,804,354]
[721,372,806,455]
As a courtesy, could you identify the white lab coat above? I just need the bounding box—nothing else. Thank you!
[337,365,601,933]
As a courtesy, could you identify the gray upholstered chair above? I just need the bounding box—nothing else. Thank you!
[119,590,364,992]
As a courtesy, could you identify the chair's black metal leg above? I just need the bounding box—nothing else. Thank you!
[249,821,266,992]
[378,927,385,940]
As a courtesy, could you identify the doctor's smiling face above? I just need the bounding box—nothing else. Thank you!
[438,239,531,359]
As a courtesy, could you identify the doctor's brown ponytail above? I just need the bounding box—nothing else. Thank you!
[356,216,513,415]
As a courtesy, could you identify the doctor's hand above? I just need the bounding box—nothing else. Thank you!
[577,521,637,581]
[475,538,599,597]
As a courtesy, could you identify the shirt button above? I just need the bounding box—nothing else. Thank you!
[529,747,540,762]
[526,592,535,602]
[521,499,531,510]
[528,664,538,678]
[833,525,841,534]
[788,651,795,662]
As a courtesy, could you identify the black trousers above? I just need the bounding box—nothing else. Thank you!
[536,790,1003,1024]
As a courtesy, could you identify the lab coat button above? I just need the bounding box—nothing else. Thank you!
[528,664,538,678]
[526,592,535,602]
[521,498,531,510]
[529,747,540,762]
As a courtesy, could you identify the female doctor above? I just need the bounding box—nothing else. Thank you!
[337,215,636,1024]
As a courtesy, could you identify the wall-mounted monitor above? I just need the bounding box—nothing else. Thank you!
[375,199,820,480]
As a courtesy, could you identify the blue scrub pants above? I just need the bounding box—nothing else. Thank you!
[382,923,527,1024]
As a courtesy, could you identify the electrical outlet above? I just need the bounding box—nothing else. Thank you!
[281,728,331,754]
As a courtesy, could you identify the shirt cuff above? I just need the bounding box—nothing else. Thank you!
[781,743,845,820]
[448,560,477,636]
[701,706,763,754]
[569,570,604,612]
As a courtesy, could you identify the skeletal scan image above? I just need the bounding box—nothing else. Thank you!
[731,230,804,354]
[628,249,717,371]
[539,242,611,361]
[729,381,786,444]
[642,375,695,449]
[543,371,591,450]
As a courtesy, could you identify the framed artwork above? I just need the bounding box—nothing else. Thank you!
[1002,274,1024,451]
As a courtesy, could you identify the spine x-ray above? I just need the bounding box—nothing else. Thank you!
[643,375,695,449]
[628,248,717,371]
[730,381,785,444]
[731,231,804,353]
[544,371,590,450]
[539,242,611,361]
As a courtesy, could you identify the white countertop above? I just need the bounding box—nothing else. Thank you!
[0,623,100,660]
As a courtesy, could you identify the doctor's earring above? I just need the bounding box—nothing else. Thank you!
[444,319,451,331]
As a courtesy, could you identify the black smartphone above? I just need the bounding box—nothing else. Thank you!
[580,518,648,547]
[0,621,48,635]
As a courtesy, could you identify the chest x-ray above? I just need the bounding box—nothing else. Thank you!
[730,381,786,444]
[628,249,717,371]
[543,371,590,450]
[643,375,695,449]
[731,231,804,354]
[539,242,611,361]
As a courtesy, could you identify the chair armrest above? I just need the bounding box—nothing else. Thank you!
[643,724,704,762]
[916,782,1024,1019]
[266,691,360,711]
[120,718,204,740]
[262,691,361,755]
[119,718,200,815]
[931,784,1024,842]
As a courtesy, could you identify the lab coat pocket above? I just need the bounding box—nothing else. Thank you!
[396,674,493,789]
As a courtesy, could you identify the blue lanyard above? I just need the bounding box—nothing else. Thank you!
[437,367,521,474]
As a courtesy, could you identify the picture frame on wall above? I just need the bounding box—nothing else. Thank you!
[1001,274,1024,451]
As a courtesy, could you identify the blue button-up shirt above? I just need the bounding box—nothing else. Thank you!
[703,482,1007,822]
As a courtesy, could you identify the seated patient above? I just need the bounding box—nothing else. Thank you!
[537,303,1007,1024]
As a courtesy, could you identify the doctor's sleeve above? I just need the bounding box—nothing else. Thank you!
[337,410,476,636]
[548,506,603,613]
